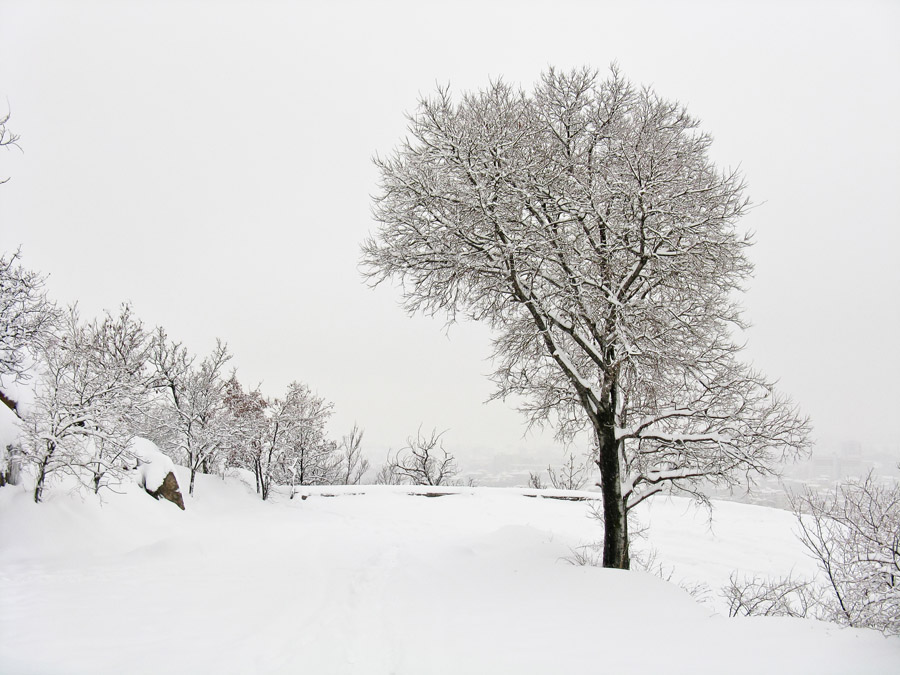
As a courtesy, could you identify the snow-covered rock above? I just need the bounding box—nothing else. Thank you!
[128,437,185,510]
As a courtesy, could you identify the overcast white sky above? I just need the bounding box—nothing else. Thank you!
[1,0,898,466]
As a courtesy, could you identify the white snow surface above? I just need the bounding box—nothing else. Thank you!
[0,472,897,674]
[127,437,176,492]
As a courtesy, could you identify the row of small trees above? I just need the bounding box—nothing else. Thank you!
[0,249,367,502]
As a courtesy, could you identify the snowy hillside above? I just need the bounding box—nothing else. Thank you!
[1,471,898,674]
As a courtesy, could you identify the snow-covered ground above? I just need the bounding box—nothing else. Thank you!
[1,470,898,674]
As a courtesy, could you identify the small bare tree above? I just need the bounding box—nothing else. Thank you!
[381,428,458,487]
[547,452,591,491]
[527,471,546,490]
[336,423,369,485]
[374,456,404,486]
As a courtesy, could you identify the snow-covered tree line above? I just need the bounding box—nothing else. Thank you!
[0,250,368,501]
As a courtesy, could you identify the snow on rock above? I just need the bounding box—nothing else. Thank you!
[127,437,185,510]
[128,438,175,492]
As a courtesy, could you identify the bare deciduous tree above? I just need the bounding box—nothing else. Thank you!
[336,423,369,485]
[379,427,458,487]
[374,457,404,486]
[527,471,545,490]
[547,452,591,491]
[362,66,810,567]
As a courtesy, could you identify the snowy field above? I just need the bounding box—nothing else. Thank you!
[1,470,898,674]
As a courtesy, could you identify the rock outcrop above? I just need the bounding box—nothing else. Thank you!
[146,470,185,510]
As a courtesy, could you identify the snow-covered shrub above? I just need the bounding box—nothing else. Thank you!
[792,474,900,634]
[723,474,900,635]
[722,573,823,619]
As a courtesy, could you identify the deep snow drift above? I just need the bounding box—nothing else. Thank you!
[1,471,897,674]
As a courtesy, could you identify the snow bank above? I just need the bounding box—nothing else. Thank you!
[0,474,897,674]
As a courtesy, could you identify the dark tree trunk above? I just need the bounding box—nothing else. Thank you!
[596,406,629,569]
[34,449,52,503]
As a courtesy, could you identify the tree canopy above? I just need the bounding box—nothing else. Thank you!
[362,66,810,568]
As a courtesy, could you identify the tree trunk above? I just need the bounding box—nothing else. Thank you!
[596,407,629,569]
[34,452,51,504]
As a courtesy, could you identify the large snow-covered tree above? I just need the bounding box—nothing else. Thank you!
[21,305,152,501]
[362,67,810,568]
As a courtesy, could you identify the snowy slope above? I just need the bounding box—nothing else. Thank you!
[0,472,897,674]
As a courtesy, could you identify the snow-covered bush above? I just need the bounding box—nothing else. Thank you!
[723,573,823,619]
[723,473,900,635]
[792,474,900,634]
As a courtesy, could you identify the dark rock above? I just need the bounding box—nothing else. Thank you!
[146,471,185,510]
